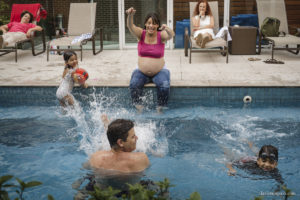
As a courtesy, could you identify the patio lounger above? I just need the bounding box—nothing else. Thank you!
[47,3,103,61]
[184,1,228,63]
[256,0,300,59]
[0,3,46,62]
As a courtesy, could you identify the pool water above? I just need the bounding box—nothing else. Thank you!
[0,89,300,200]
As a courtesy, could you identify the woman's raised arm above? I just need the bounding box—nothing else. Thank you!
[160,24,175,43]
[126,7,143,40]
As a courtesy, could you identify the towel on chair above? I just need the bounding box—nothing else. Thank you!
[215,26,232,41]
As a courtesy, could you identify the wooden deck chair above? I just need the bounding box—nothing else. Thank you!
[0,3,46,62]
[47,3,103,61]
[184,1,228,63]
[256,0,300,59]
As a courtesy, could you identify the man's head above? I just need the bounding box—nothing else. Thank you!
[20,11,34,23]
[107,119,137,152]
[257,145,278,171]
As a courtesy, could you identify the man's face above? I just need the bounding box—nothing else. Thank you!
[121,128,138,152]
[21,13,31,23]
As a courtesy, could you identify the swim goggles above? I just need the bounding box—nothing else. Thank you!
[259,152,278,163]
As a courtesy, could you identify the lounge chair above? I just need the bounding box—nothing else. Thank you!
[47,3,103,61]
[0,3,46,62]
[184,1,228,63]
[256,0,300,59]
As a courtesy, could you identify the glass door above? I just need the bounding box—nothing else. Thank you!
[119,0,172,49]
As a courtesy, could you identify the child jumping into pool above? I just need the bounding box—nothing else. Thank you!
[225,143,283,184]
[56,51,88,107]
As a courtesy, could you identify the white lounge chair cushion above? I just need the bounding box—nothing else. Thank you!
[49,36,83,46]
[191,37,226,48]
[266,34,300,46]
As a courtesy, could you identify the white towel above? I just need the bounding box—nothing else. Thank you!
[215,26,232,41]
[71,33,92,44]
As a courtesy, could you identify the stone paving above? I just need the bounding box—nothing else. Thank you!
[0,48,299,87]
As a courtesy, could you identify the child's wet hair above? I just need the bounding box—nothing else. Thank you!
[63,51,77,62]
[258,145,278,161]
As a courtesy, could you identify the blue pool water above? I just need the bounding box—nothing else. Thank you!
[0,87,300,199]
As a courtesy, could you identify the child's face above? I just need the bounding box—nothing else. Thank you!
[66,55,78,68]
[257,157,277,171]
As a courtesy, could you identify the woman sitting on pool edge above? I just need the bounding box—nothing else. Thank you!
[126,7,174,113]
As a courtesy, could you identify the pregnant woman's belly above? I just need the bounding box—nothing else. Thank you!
[138,56,165,77]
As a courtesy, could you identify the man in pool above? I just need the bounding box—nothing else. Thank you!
[89,118,150,173]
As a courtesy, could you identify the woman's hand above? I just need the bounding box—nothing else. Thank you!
[101,114,110,129]
[160,24,175,42]
[126,7,142,39]
[82,82,88,88]
[160,24,167,31]
[126,7,136,15]
[200,11,205,17]
[0,25,8,34]
[26,29,33,38]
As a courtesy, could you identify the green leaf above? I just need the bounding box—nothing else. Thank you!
[0,175,13,185]
[3,184,16,188]
[15,178,25,189]
[188,192,201,200]
[0,190,9,200]
[253,196,264,200]
[25,181,42,188]
[47,194,55,200]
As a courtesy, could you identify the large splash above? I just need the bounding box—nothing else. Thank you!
[58,88,168,156]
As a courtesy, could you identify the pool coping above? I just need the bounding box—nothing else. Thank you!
[0,49,300,87]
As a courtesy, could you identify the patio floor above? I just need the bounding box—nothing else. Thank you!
[0,48,299,87]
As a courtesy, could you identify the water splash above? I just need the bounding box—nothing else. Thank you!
[58,88,168,156]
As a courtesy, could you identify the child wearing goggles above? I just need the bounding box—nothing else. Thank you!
[226,144,278,174]
[256,145,278,171]
[225,143,283,184]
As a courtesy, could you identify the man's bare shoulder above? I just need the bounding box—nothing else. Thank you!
[128,152,150,170]
[89,150,111,167]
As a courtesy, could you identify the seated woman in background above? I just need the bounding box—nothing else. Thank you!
[0,10,42,48]
[192,0,215,48]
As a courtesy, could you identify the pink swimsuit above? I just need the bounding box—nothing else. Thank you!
[138,30,165,58]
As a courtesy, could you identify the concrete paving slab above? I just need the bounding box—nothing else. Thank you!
[0,48,299,87]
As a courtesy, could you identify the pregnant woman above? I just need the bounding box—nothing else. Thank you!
[126,7,174,112]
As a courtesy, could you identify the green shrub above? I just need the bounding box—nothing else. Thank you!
[0,175,54,200]
[0,0,10,26]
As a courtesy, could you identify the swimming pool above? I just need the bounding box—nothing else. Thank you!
[0,87,300,199]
